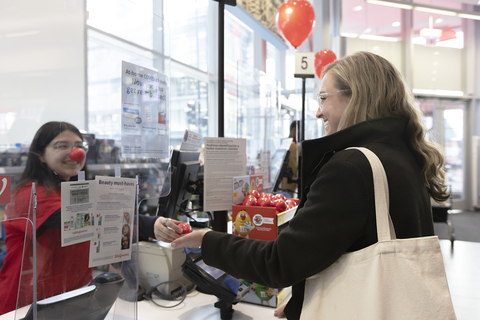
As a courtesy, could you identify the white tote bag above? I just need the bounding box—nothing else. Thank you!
[300,147,456,320]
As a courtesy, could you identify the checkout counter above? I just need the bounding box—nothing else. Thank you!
[0,290,289,320]
[0,236,290,320]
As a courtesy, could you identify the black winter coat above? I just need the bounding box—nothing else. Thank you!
[202,117,435,320]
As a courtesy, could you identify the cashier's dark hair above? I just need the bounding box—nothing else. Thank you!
[322,51,449,203]
[17,121,86,194]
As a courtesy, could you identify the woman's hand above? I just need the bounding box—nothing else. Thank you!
[152,217,183,243]
[171,229,210,248]
[274,304,287,318]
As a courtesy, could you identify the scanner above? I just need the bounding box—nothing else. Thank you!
[182,249,250,320]
[21,272,124,320]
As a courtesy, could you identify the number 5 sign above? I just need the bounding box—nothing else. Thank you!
[294,52,315,78]
[0,175,11,204]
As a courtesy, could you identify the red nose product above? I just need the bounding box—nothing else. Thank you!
[69,148,86,162]
[177,222,192,235]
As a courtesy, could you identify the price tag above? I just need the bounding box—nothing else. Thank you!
[294,52,315,76]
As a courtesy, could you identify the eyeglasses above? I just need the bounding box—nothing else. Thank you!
[317,89,351,109]
[48,141,89,153]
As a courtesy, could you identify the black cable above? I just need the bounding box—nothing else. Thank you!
[142,281,188,308]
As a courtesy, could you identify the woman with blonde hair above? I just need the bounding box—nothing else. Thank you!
[170,51,449,320]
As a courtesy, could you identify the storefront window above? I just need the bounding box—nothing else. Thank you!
[164,0,209,72]
[224,12,254,140]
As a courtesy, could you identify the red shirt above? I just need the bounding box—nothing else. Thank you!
[0,182,93,315]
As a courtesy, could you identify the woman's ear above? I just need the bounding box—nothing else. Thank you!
[39,153,46,163]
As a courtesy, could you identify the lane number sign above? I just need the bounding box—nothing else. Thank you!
[295,52,314,76]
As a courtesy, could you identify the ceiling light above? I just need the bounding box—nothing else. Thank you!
[341,33,358,38]
[364,28,372,33]
[5,30,40,37]
[392,22,401,27]
[414,7,456,16]
[366,0,413,10]
[458,13,480,20]
[420,28,442,38]
[365,0,480,21]
[359,34,398,42]
[412,89,464,97]
[353,6,363,11]
[435,18,444,24]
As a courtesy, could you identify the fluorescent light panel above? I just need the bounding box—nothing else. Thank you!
[458,13,480,21]
[359,34,398,42]
[412,89,464,97]
[366,0,412,10]
[341,33,358,38]
[366,0,480,21]
[414,7,456,16]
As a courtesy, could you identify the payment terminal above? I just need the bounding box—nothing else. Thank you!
[182,249,250,319]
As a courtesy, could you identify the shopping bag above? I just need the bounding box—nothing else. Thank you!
[300,147,456,320]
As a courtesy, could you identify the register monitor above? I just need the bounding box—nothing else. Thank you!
[268,148,290,193]
[156,150,200,219]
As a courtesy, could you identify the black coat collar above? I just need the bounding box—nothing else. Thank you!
[299,117,408,198]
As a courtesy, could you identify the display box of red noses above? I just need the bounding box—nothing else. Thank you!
[231,204,295,241]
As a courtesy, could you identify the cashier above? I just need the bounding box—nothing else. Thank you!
[0,121,182,315]
[0,122,93,315]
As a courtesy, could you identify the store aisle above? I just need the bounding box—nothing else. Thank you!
[440,240,480,320]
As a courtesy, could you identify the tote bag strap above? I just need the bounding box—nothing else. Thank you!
[346,147,396,241]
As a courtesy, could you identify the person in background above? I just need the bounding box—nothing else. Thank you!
[280,120,300,197]
[169,51,449,320]
[0,122,93,314]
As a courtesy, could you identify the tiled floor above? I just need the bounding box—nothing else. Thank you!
[439,240,480,320]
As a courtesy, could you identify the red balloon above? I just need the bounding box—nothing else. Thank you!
[276,0,315,48]
[315,49,337,78]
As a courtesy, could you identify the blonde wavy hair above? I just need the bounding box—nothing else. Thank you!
[322,51,449,202]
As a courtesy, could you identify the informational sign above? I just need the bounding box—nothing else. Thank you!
[0,175,11,204]
[180,130,202,151]
[232,174,263,205]
[89,176,136,268]
[294,52,315,76]
[121,61,169,158]
[60,176,137,267]
[204,138,246,211]
[61,181,96,246]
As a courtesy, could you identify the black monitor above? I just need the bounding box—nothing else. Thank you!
[156,150,200,219]
[269,148,290,193]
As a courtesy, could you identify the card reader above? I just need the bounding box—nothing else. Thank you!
[182,249,250,304]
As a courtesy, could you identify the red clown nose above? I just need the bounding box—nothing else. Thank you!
[69,148,86,162]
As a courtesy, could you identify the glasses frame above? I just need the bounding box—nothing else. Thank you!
[48,140,89,153]
[317,89,351,109]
